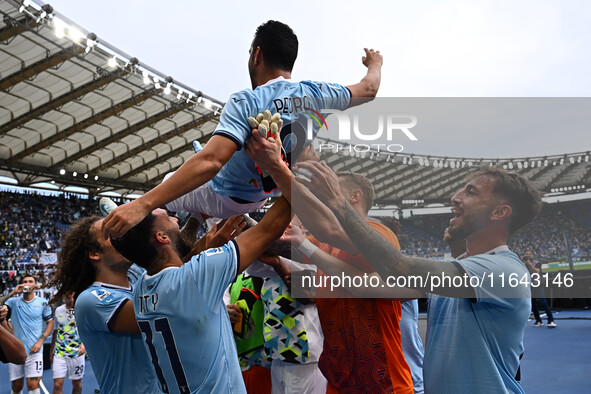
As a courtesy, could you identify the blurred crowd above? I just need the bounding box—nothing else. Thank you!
[398,199,591,262]
[2,189,590,295]
[0,190,100,295]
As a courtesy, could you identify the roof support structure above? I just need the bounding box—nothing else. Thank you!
[49,101,193,169]
[0,15,40,42]
[0,71,122,135]
[0,46,85,91]
[10,89,157,161]
[0,158,144,191]
[92,113,216,173]
[119,134,211,181]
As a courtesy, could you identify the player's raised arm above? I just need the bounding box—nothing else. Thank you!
[234,196,293,272]
[346,48,383,102]
[295,160,475,298]
[245,131,359,253]
[101,135,237,239]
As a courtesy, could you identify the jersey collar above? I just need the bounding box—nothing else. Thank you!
[457,245,509,260]
[144,266,178,280]
[261,76,293,87]
[92,281,131,291]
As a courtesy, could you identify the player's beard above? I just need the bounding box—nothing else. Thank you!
[248,48,257,90]
[448,209,489,241]
[172,231,192,258]
[248,64,256,90]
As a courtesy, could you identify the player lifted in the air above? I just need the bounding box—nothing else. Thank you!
[103,20,383,239]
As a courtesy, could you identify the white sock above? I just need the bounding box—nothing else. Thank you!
[28,389,40,394]
[11,390,23,394]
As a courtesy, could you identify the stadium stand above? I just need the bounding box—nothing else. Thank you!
[393,200,591,266]
[2,188,590,296]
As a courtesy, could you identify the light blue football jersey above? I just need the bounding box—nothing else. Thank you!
[210,77,351,202]
[424,247,530,394]
[75,283,162,393]
[5,296,52,354]
[128,263,147,285]
[133,241,244,394]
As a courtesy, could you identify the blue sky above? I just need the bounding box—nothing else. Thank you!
[38,0,591,157]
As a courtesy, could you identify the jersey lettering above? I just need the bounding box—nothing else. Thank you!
[139,293,159,314]
[273,96,312,114]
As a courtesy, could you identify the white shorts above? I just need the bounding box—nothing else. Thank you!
[271,359,327,394]
[164,174,267,219]
[52,354,85,380]
[9,351,43,381]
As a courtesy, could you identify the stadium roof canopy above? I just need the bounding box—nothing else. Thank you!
[316,138,591,207]
[0,0,223,197]
[1,0,589,206]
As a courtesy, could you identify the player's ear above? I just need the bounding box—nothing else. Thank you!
[491,204,512,222]
[254,46,263,66]
[155,231,170,245]
[349,189,362,204]
[89,251,100,262]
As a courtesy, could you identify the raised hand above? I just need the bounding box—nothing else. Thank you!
[244,128,285,176]
[101,199,151,240]
[362,48,383,68]
[204,216,247,250]
[294,161,346,214]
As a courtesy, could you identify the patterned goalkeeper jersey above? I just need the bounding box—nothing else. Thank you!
[54,304,83,357]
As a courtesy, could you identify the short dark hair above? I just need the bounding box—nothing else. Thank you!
[21,275,36,283]
[467,167,543,234]
[336,172,375,213]
[253,20,298,71]
[111,213,157,269]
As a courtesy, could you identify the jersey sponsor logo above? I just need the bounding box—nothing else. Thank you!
[327,82,340,90]
[205,247,224,256]
[91,289,113,303]
[232,97,246,104]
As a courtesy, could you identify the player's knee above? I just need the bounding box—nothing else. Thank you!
[53,379,64,391]
[11,379,24,392]
[72,379,82,390]
[26,377,40,390]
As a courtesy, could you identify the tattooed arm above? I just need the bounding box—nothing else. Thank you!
[295,161,475,298]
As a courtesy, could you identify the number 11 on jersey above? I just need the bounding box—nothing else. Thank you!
[138,317,190,394]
